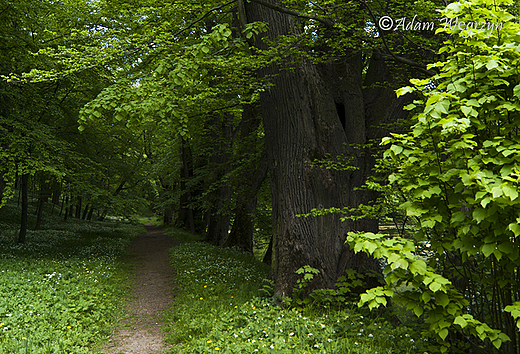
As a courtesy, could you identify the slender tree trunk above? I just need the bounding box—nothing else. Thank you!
[87,206,94,221]
[59,194,66,216]
[18,174,29,243]
[0,171,5,205]
[51,182,61,205]
[224,105,266,252]
[35,180,51,230]
[35,197,45,230]
[81,203,90,220]
[204,113,234,245]
[75,196,82,218]
[177,136,196,234]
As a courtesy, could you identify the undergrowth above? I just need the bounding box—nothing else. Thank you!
[0,200,144,353]
[164,229,440,354]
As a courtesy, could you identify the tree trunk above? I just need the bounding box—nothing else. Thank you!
[18,174,29,243]
[59,194,66,216]
[35,194,45,230]
[164,205,173,225]
[224,104,267,252]
[246,1,384,296]
[82,203,90,220]
[75,196,82,218]
[87,206,94,221]
[176,136,196,234]
[203,113,234,245]
[0,171,5,205]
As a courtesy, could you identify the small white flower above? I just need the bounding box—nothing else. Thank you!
[289,332,294,337]
[368,334,374,338]
[314,344,319,348]
[270,345,274,349]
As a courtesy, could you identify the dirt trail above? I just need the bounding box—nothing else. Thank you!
[101,224,176,354]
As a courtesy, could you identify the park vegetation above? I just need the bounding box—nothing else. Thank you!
[1,0,520,353]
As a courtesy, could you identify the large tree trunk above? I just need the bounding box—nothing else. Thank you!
[246,1,382,296]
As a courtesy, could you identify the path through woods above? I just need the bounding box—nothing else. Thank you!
[101,224,176,354]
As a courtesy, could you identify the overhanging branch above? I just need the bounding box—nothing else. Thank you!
[356,0,436,77]
[249,0,335,28]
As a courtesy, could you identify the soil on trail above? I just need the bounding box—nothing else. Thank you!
[101,224,176,354]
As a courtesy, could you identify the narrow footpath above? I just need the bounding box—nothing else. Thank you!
[101,224,176,354]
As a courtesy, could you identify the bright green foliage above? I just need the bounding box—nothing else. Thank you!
[347,0,520,352]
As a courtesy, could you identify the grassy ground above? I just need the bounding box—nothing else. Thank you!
[0,200,145,353]
[163,229,440,354]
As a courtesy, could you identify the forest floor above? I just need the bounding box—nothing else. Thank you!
[100,223,177,354]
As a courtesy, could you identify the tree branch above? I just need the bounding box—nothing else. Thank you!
[171,0,237,38]
[355,0,436,77]
[249,0,335,28]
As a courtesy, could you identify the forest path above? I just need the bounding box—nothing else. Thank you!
[100,223,176,354]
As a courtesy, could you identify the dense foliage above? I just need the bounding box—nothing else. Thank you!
[345,0,520,352]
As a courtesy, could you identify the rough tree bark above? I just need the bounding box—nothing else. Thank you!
[224,104,267,252]
[245,1,385,296]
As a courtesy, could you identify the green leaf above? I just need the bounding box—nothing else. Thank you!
[438,328,449,341]
[396,86,414,97]
[363,240,378,255]
[436,292,449,307]
[472,208,487,223]
[508,224,520,237]
[486,60,499,70]
[410,259,427,275]
[513,84,520,98]
[454,316,468,328]
[503,184,518,201]
[390,144,403,155]
[481,243,495,258]
[429,281,442,292]
[461,106,473,117]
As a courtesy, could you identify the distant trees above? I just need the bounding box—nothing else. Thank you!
[0,0,149,241]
